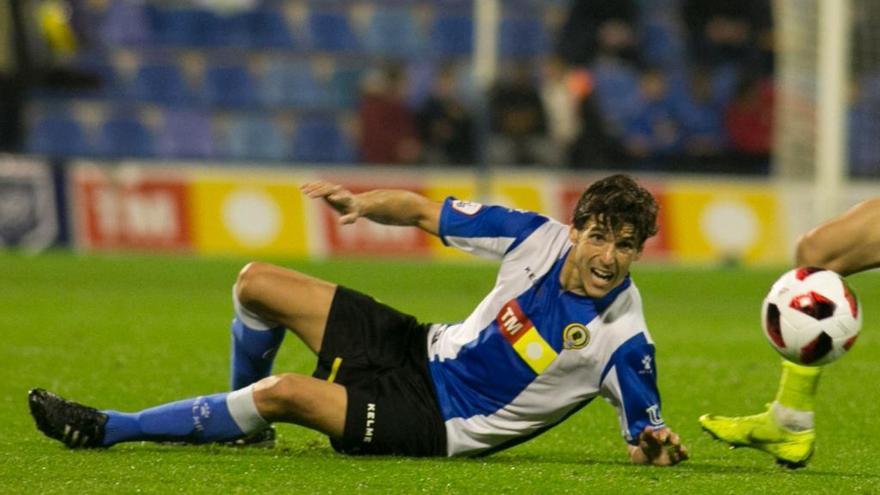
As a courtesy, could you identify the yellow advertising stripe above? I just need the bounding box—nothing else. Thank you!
[512,327,558,374]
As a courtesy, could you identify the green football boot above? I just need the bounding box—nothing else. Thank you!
[699,406,815,469]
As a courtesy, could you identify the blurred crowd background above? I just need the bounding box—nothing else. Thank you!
[0,0,876,177]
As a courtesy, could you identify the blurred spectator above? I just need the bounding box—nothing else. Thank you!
[569,88,627,169]
[621,68,681,162]
[724,75,774,171]
[673,71,728,166]
[357,63,421,164]
[682,0,773,74]
[556,0,640,67]
[487,63,553,166]
[539,57,581,166]
[416,63,476,166]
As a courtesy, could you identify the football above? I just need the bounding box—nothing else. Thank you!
[761,267,862,366]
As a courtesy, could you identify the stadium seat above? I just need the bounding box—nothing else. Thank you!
[291,117,356,163]
[849,102,880,177]
[203,64,258,108]
[150,7,222,47]
[234,8,296,49]
[157,110,215,159]
[261,61,331,109]
[429,14,474,56]
[95,114,155,158]
[100,0,151,46]
[26,113,90,156]
[499,17,548,57]
[130,63,192,105]
[328,67,365,109]
[363,7,423,58]
[307,11,361,52]
[224,115,289,161]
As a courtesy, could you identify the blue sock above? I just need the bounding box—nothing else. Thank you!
[102,393,245,446]
[230,317,285,390]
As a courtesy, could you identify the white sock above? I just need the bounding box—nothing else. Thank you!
[226,384,269,434]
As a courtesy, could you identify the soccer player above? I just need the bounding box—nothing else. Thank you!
[699,198,880,468]
[29,174,688,466]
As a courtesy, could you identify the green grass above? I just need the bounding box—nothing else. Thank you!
[2,252,879,494]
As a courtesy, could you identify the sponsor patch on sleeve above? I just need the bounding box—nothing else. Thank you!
[451,200,483,215]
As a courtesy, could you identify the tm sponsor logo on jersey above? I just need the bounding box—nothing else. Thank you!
[451,200,482,215]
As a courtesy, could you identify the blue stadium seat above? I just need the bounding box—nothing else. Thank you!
[235,8,296,48]
[157,110,214,159]
[429,14,473,56]
[130,63,192,105]
[95,114,155,158]
[150,7,222,47]
[849,101,880,177]
[307,11,360,52]
[499,17,547,57]
[261,61,331,109]
[224,115,289,161]
[364,7,423,58]
[328,67,365,109]
[101,1,151,45]
[27,113,90,156]
[291,117,355,163]
[203,64,258,108]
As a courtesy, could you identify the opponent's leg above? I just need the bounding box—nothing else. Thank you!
[235,262,337,354]
[699,361,819,468]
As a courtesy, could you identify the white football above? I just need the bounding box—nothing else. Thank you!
[761,267,862,366]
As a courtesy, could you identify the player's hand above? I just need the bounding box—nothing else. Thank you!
[630,426,688,466]
[300,181,362,224]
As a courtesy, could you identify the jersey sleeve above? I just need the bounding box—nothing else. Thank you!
[599,333,666,445]
[438,197,550,260]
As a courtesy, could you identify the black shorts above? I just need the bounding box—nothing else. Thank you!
[312,286,447,457]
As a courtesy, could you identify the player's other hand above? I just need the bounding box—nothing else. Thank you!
[300,181,361,224]
[629,426,688,466]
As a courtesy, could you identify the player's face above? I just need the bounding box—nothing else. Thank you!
[566,219,641,298]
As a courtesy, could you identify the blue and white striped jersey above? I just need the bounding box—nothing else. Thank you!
[428,198,665,457]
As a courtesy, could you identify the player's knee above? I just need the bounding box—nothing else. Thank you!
[235,262,274,306]
[253,373,316,421]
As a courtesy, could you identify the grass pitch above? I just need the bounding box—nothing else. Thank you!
[1,252,879,494]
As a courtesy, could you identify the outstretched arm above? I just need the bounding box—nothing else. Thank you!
[300,181,442,236]
[795,197,880,276]
[627,426,688,466]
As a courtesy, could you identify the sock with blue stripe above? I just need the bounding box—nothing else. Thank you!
[230,287,285,390]
[101,385,268,446]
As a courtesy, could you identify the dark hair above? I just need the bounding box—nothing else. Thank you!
[572,174,659,249]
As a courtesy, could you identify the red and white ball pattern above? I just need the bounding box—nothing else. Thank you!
[761,267,862,366]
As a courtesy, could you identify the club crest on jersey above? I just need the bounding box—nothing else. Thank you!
[562,323,590,350]
[451,199,482,215]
